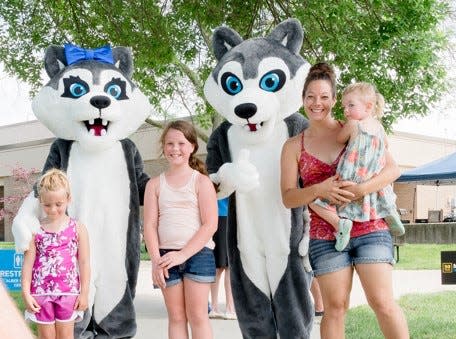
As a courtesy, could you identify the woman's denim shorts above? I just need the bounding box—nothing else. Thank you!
[159,247,216,287]
[309,230,395,276]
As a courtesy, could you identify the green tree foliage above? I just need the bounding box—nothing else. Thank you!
[0,1,450,137]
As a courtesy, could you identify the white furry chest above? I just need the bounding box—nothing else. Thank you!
[228,122,291,255]
[66,142,130,273]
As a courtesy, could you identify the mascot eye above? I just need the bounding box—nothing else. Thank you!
[221,72,243,95]
[106,84,122,99]
[104,78,129,100]
[70,83,88,97]
[62,76,90,99]
[259,70,286,92]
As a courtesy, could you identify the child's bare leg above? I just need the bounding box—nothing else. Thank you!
[37,323,56,339]
[310,202,352,251]
[310,202,339,230]
[55,321,74,339]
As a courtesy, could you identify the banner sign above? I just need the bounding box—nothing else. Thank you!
[441,251,456,285]
[0,242,23,291]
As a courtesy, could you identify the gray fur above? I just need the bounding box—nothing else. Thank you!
[42,138,148,338]
[206,113,314,338]
[212,18,304,81]
[44,45,135,89]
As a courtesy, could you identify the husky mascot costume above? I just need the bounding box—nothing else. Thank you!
[204,19,314,338]
[12,44,151,338]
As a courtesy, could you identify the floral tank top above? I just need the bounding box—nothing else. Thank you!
[31,218,80,296]
[298,132,388,240]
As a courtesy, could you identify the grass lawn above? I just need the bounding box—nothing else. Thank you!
[346,291,456,338]
[394,243,456,270]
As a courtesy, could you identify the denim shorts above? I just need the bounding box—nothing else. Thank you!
[159,247,216,287]
[309,230,395,276]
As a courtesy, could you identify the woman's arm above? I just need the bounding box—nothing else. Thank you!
[0,284,34,339]
[280,137,354,209]
[76,223,90,311]
[343,149,400,200]
[159,174,218,269]
[21,237,40,313]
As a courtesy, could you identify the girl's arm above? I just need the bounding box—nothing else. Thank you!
[21,237,40,313]
[76,223,90,311]
[343,149,400,200]
[143,177,167,288]
[158,174,218,269]
[336,120,357,144]
[280,137,354,209]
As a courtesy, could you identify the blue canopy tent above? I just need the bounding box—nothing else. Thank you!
[396,151,456,185]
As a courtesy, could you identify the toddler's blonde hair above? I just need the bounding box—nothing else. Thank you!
[37,168,71,199]
[342,82,385,119]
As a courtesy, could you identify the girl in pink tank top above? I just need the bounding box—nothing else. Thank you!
[143,120,218,339]
[21,169,90,338]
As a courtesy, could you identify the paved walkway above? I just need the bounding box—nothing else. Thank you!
[134,261,456,338]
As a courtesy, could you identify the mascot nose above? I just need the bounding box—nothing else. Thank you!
[90,95,111,109]
[235,103,257,120]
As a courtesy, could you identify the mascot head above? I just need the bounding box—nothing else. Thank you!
[204,19,310,144]
[32,44,152,151]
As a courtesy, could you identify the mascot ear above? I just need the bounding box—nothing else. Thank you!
[44,45,67,79]
[212,26,243,61]
[112,47,133,79]
[268,18,303,55]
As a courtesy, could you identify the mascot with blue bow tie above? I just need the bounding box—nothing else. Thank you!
[13,44,151,338]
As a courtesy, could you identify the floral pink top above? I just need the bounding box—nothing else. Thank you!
[31,218,80,296]
[298,132,389,241]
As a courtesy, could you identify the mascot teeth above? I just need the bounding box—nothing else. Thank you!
[84,118,109,136]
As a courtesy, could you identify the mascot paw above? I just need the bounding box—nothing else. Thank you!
[298,232,310,257]
[12,216,40,253]
[218,149,259,194]
[302,254,312,272]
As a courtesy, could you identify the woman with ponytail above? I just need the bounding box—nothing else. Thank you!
[143,120,218,339]
[281,66,409,338]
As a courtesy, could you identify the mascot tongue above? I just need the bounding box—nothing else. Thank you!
[90,123,105,136]
[248,123,257,131]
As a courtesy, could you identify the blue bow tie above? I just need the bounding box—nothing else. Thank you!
[64,44,114,65]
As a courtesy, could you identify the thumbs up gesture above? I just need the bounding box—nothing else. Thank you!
[217,149,260,194]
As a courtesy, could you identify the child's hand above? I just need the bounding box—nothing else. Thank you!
[22,293,40,313]
[152,262,168,289]
[158,250,186,270]
[74,293,88,311]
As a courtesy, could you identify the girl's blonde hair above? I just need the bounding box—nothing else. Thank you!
[342,82,385,118]
[37,168,71,199]
[160,120,208,176]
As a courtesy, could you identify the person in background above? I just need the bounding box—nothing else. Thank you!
[21,168,90,339]
[143,120,218,339]
[209,197,236,320]
[310,82,405,251]
[280,63,409,339]
[310,279,324,318]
